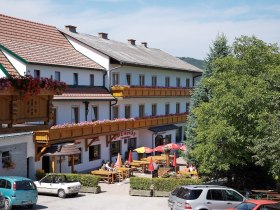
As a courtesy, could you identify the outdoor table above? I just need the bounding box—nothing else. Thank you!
[91,170,117,184]
[130,161,149,173]
[116,167,132,179]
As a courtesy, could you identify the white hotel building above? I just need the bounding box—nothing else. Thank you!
[0,14,202,177]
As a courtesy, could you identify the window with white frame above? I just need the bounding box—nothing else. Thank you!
[139,104,145,118]
[176,103,180,114]
[165,103,170,115]
[112,106,119,119]
[89,144,101,161]
[73,73,78,86]
[126,74,131,86]
[112,73,119,85]
[139,75,145,86]
[90,74,95,86]
[152,103,157,116]
[91,106,98,121]
[55,71,60,81]
[152,76,157,86]
[176,77,181,87]
[186,78,190,88]
[125,105,131,119]
[71,107,79,123]
[165,77,170,87]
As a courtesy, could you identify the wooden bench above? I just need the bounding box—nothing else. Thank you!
[91,170,116,184]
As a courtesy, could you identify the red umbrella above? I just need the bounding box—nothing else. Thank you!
[172,153,177,167]
[148,157,154,172]
[128,150,133,163]
[153,145,165,152]
[115,153,122,168]
[180,145,187,151]
[166,143,181,150]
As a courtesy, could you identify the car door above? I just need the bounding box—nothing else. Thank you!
[223,189,245,208]
[38,175,53,194]
[205,189,227,210]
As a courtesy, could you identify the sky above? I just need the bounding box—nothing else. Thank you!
[0,0,280,59]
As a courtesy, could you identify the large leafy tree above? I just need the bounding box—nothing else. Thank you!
[184,34,231,162]
[190,36,280,186]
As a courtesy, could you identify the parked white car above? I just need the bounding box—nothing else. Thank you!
[34,174,81,198]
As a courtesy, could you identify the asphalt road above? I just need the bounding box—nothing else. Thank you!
[14,180,170,210]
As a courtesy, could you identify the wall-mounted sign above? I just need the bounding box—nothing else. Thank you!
[112,130,136,141]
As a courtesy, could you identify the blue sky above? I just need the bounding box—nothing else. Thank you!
[1,0,280,59]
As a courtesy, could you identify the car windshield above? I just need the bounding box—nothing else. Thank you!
[235,202,257,210]
[16,180,36,190]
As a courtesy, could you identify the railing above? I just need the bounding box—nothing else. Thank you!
[111,86,191,97]
[0,88,53,127]
[34,113,188,143]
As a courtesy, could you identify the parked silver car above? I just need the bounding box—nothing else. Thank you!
[168,185,245,210]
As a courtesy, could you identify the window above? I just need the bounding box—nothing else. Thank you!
[2,151,11,166]
[176,103,180,114]
[176,127,183,143]
[112,73,119,85]
[165,103,170,115]
[73,73,78,86]
[139,75,145,86]
[186,103,190,113]
[90,74,95,86]
[176,77,181,87]
[55,71,60,81]
[165,77,170,87]
[206,189,224,201]
[164,134,171,144]
[152,103,157,116]
[68,148,82,165]
[91,106,98,121]
[126,74,131,86]
[111,141,121,157]
[186,78,190,88]
[53,107,57,125]
[224,190,243,201]
[34,70,40,79]
[89,144,101,161]
[0,179,11,189]
[127,138,137,150]
[152,76,157,86]
[125,105,131,119]
[139,104,145,118]
[112,106,119,119]
[71,107,79,123]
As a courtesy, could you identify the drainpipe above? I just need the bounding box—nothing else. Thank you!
[110,99,118,120]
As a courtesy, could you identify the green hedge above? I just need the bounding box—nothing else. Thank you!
[130,177,202,192]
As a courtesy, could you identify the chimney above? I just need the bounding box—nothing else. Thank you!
[128,39,136,45]
[98,32,108,39]
[141,42,148,48]
[65,25,77,33]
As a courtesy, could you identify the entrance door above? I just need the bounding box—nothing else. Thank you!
[42,156,50,173]
[155,135,164,155]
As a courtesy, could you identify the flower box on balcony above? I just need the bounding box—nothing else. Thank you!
[93,124,102,134]
[151,118,158,126]
[83,126,93,136]
[160,89,165,96]
[125,120,134,129]
[145,118,152,126]
[133,120,141,128]
[165,89,171,95]
[136,88,143,96]
[139,119,146,127]
[142,89,149,97]
[60,128,72,139]
[111,123,119,132]
[71,126,83,137]
[49,129,60,140]
[101,123,111,133]
[162,117,168,124]
[154,89,161,95]
[167,116,173,123]
[171,89,176,96]
[118,122,126,130]
[129,89,136,96]
[149,89,155,96]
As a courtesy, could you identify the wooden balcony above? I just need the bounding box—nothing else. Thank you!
[111,86,191,97]
[34,113,188,144]
[0,88,54,134]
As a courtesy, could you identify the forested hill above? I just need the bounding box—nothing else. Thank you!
[179,57,205,70]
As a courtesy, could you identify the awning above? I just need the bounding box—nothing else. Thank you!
[43,143,81,156]
[148,124,179,133]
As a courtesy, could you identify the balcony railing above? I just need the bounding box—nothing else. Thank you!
[0,88,54,132]
[111,86,191,97]
[34,113,188,143]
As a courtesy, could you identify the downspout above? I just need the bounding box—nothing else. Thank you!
[103,70,107,87]
[110,98,118,120]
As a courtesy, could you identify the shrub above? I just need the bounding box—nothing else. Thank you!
[35,170,46,181]
[63,174,100,187]
[130,177,153,190]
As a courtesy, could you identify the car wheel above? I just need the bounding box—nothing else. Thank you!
[4,198,11,210]
[27,204,35,209]
[58,189,66,198]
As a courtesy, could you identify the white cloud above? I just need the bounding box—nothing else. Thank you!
[0,1,279,59]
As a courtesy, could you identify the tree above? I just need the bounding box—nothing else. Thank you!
[184,34,231,163]
[189,36,280,187]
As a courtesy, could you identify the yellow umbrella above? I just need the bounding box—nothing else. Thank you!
[133,147,154,153]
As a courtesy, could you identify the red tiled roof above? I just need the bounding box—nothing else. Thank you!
[0,14,104,70]
[53,86,115,100]
[0,50,19,76]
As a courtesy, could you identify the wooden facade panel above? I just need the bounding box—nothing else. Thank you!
[0,96,11,123]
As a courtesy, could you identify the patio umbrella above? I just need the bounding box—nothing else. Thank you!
[115,153,122,168]
[153,145,165,152]
[128,150,133,163]
[165,143,181,150]
[148,157,154,172]
[180,145,187,151]
[133,147,154,153]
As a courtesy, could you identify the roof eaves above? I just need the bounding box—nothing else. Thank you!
[28,62,105,71]
[0,63,10,77]
[0,44,28,64]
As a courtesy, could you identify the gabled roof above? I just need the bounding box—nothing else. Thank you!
[60,29,203,73]
[0,50,19,76]
[0,14,104,70]
[53,86,115,100]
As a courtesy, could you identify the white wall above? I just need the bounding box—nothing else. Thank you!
[2,49,26,75]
